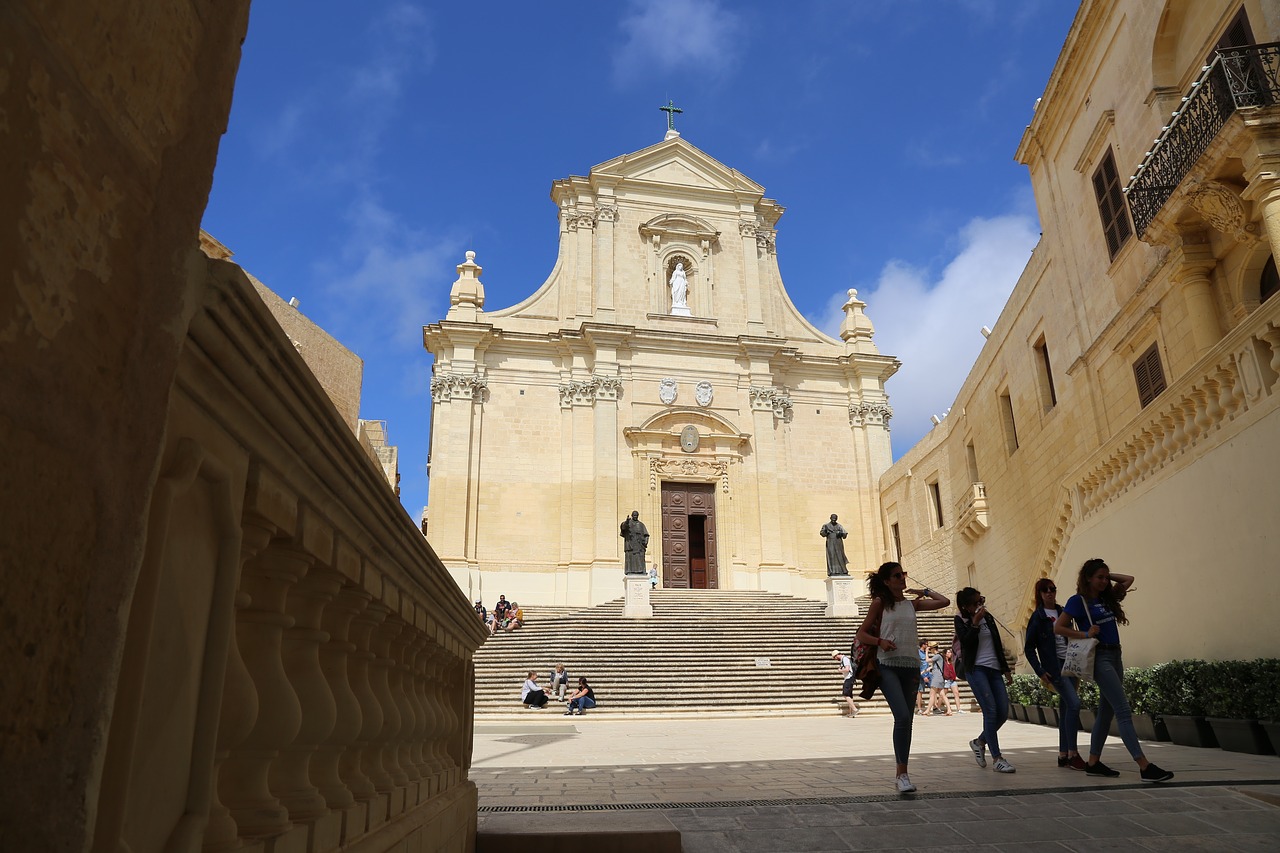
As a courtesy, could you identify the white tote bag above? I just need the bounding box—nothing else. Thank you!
[1060,600,1097,682]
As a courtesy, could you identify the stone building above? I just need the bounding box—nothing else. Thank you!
[879,0,1280,665]
[424,133,899,606]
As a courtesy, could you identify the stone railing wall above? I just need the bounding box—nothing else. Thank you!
[91,257,486,853]
[955,482,989,543]
[1038,294,1280,578]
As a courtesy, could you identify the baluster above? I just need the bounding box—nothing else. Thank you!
[371,613,409,790]
[1190,384,1211,438]
[205,521,271,851]
[389,620,421,789]
[440,651,465,788]
[408,634,439,793]
[270,549,338,821]
[315,582,366,809]
[349,600,392,795]
[1261,325,1280,378]
[1202,371,1224,427]
[1160,410,1180,457]
[421,634,450,792]
[220,538,305,838]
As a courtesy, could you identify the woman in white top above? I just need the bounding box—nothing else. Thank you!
[955,587,1015,773]
[520,671,548,709]
[855,561,951,793]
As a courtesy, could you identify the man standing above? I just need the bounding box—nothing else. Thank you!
[620,510,650,574]
[820,513,850,576]
[832,649,859,717]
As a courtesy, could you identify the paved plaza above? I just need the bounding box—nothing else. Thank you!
[473,714,1280,851]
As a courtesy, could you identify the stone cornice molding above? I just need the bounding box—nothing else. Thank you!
[639,212,719,244]
[430,372,488,404]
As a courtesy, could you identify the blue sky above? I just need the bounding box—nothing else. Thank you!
[202,0,1079,522]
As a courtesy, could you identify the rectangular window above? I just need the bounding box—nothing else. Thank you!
[1133,342,1167,408]
[965,442,980,484]
[891,523,902,561]
[928,481,944,529]
[999,390,1019,455]
[1034,335,1058,410]
[1092,148,1132,260]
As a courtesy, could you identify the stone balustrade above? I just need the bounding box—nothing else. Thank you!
[91,255,485,853]
[954,483,989,543]
[1038,295,1280,578]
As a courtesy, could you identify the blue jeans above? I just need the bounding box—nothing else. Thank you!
[1050,669,1081,754]
[569,696,596,713]
[1092,647,1143,760]
[877,665,920,765]
[966,666,1010,758]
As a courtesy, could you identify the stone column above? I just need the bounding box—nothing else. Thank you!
[1171,237,1221,356]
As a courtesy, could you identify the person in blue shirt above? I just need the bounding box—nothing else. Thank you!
[1054,559,1174,783]
[1024,578,1084,770]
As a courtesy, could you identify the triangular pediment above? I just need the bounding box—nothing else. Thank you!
[591,137,764,196]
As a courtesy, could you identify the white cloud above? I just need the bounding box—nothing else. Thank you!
[315,196,462,352]
[614,0,746,83]
[821,213,1040,458]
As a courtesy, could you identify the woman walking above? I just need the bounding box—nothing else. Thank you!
[925,644,951,715]
[855,562,950,793]
[955,587,1016,773]
[943,648,964,713]
[1054,559,1174,782]
[1024,577,1085,770]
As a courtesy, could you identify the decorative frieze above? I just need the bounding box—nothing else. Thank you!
[429,372,488,404]
[749,386,793,420]
[649,456,730,493]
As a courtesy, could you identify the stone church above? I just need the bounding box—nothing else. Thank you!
[424,132,900,606]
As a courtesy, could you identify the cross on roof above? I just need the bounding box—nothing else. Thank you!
[660,99,683,131]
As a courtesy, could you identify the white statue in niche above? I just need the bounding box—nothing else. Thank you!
[669,262,691,316]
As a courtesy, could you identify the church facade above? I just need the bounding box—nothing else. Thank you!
[423,134,899,606]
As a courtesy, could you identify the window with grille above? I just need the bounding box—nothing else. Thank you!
[1092,149,1132,261]
[1133,342,1167,408]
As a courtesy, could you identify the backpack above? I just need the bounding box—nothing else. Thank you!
[951,633,966,681]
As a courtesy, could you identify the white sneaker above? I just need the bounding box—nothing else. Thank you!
[969,738,987,768]
[993,757,1016,773]
[895,773,917,793]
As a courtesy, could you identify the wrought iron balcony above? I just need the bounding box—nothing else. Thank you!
[1124,42,1280,237]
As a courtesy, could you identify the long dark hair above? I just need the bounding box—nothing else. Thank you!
[956,587,982,616]
[1076,558,1128,624]
[1031,577,1055,613]
[867,561,901,609]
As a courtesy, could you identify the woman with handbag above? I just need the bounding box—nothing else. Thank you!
[1024,578,1085,770]
[855,561,950,793]
[1054,559,1174,782]
[955,587,1016,773]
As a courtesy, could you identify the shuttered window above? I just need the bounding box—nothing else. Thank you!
[1092,148,1132,261]
[1215,7,1255,52]
[1133,343,1167,408]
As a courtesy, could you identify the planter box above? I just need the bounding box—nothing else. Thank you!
[1163,714,1219,749]
[1026,705,1045,725]
[1261,721,1280,755]
[1079,709,1097,732]
[1207,718,1276,755]
[1008,703,1027,722]
[1132,713,1169,742]
[1039,706,1059,727]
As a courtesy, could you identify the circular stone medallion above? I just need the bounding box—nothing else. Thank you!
[680,425,699,453]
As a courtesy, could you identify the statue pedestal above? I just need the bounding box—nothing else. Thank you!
[825,576,859,619]
[623,575,653,618]
[670,306,692,317]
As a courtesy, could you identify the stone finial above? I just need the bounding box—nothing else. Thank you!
[840,288,878,353]
[447,250,485,322]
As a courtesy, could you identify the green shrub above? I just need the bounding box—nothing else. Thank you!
[1008,673,1037,705]
[1076,678,1099,710]
[1124,666,1156,716]
[1253,659,1280,720]
[1148,659,1214,716]
[1027,674,1059,708]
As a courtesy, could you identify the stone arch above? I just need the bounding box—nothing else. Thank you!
[1151,1,1244,91]
[1230,240,1276,320]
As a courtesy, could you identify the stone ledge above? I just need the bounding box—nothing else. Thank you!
[477,811,680,853]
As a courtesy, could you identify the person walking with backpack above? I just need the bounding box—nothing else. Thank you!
[1024,577,1085,770]
[955,587,1016,773]
[855,562,950,793]
[1054,559,1174,782]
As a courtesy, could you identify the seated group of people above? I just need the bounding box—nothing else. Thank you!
[474,594,523,635]
[522,664,596,715]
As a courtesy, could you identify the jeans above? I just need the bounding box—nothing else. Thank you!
[966,666,1010,758]
[569,696,596,713]
[877,665,920,765]
[1092,647,1143,760]
[1050,668,1081,754]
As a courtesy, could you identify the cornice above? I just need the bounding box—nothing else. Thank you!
[1016,0,1106,165]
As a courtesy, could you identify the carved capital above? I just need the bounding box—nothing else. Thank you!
[755,228,777,255]
[430,372,488,404]
[738,221,757,238]
[849,401,892,428]
[594,204,618,224]
[749,385,793,421]
[559,375,623,408]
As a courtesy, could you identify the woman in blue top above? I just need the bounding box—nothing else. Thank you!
[1054,559,1173,782]
[1024,577,1085,770]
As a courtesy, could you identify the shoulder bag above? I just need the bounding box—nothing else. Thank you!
[1060,600,1097,682]
[851,608,883,701]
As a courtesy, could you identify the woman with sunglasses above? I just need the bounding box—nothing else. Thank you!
[1024,578,1085,770]
[855,562,950,793]
[1054,559,1174,782]
[955,587,1016,773]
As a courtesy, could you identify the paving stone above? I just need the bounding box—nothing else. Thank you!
[954,817,1087,844]
[723,826,853,852]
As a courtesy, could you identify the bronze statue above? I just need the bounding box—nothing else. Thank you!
[620,510,650,574]
[820,513,850,576]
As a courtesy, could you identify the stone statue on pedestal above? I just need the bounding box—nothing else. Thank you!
[669,262,689,314]
[820,513,849,576]
[621,510,650,574]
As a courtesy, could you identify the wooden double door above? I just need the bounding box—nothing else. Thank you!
[660,481,718,589]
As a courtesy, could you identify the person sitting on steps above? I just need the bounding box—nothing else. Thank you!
[565,677,595,716]
[521,671,548,709]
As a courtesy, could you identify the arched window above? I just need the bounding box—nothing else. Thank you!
[1260,256,1278,304]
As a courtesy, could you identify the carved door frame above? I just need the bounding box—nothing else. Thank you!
[660,481,718,589]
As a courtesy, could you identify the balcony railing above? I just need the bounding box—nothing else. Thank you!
[955,482,989,543]
[1124,42,1280,237]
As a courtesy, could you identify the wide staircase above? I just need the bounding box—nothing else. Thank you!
[474,589,977,717]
